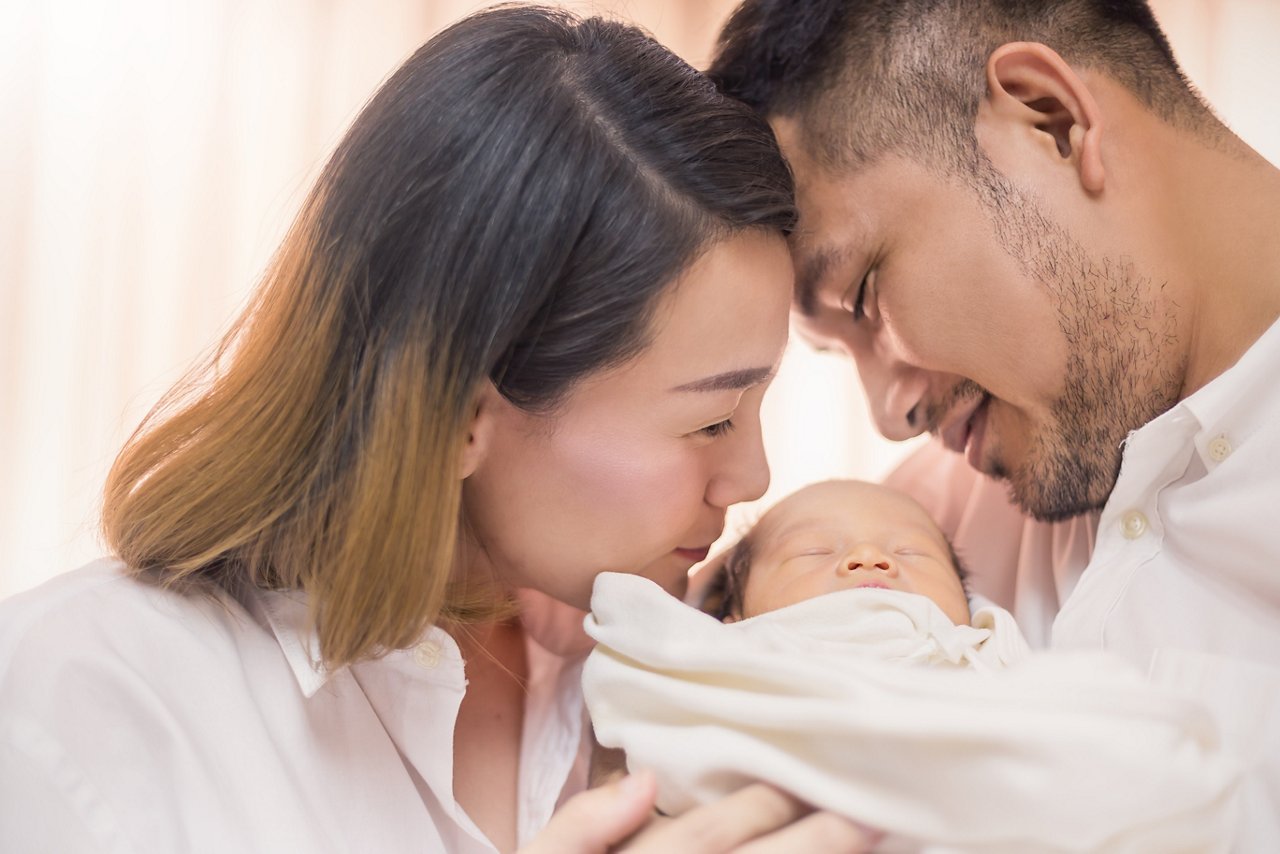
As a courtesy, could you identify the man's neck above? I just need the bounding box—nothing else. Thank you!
[1160,134,1280,397]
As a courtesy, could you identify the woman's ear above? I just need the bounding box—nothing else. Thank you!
[458,381,501,480]
[977,41,1106,194]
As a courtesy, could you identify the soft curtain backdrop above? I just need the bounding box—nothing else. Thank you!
[1,0,1275,598]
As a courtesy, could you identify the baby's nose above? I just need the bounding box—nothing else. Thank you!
[842,546,895,574]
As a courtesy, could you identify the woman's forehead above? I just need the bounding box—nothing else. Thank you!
[587,232,793,395]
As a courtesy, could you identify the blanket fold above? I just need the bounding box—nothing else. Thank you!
[583,573,1240,853]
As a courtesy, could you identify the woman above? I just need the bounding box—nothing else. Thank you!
[0,5,871,853]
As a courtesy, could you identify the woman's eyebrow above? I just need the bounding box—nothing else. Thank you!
[671,366,775,393]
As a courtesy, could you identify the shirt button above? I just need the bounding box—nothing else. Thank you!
[413,641,441,669]
[1208,435,1232,462]
[1120,510,1148,539]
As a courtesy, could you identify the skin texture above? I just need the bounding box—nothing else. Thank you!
[740,480,970,626]
[462,229,794,611]
[454,229,794,851]
[776,43,1280,522]
[456,230,876,853]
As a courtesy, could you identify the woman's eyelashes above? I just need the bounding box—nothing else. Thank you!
[697,418,736,438]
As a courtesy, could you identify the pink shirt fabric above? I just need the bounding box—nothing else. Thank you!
[884,437,1098,649]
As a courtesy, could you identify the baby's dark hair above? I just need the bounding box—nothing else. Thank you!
[705,532,971,622]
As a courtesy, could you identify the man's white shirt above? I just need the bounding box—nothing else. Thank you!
[893,316,1280,847]
[1054,316,1280,846]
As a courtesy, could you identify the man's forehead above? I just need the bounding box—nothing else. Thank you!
[777,155,885,317]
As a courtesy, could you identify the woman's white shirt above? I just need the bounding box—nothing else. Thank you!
[0,559,591,853]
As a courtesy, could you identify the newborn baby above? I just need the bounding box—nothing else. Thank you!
[704,478,1029,672]
[583,480,1239,853]
[716,478,971,625]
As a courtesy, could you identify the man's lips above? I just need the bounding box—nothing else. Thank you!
[854,581,890,590]
[937,392,991,456]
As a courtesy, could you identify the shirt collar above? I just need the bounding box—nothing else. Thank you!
[1179,313,1280,447]
[246,586,335,699]
[244,583,595,699]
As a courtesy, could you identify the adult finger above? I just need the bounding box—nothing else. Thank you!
[520,771,657,854]
[620,783,809,852]
[733,811,882,854]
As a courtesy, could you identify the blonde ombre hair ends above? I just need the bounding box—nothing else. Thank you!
[104,194,474,667]
[102,6,796,668]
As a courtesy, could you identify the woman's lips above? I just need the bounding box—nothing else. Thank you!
[674,546,711,563]
[854,581,890,590]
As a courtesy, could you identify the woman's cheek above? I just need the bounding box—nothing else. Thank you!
[556,430,700,533]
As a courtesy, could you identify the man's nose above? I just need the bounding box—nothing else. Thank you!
[856,359,930,442]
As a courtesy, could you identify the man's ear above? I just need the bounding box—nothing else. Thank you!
[978,41,1105,194]
[458,381,502,480]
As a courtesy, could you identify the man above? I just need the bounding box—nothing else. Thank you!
[710,0,1280,844]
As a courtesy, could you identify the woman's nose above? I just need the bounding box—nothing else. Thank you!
[704,415,771,509]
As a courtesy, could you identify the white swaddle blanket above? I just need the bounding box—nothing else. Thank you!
[583,572,1240,853]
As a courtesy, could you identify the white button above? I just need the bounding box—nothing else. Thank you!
[1208,435,1232,462]
[413,641,441,668]
[1120,510,1148,539]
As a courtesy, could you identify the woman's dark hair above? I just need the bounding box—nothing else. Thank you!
[103,4,796,668]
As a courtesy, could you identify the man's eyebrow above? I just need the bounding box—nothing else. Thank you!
[792,246,844,318]
[671,366,775,393]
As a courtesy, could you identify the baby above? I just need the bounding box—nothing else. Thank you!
[583,480,1239,852]
[711,479,972,626]
[695,479,1039,674]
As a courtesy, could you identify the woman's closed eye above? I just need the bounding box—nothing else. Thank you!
[697,418,735,438]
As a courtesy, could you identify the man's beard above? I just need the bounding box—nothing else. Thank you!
[968,168,1185,523]
[996,355,1146,523]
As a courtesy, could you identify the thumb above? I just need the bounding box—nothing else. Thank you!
[521,770,657,854]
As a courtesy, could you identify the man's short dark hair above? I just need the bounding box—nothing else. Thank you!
[709,0,1220,175]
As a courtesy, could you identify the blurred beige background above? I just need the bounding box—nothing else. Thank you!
[2,0,1277,598]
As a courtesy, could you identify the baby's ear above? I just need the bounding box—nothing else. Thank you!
[722,613,739,624]
[692,559,731,617]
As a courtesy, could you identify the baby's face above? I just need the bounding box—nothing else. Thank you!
[741,481,970,625]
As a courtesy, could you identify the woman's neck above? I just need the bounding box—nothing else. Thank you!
[451,618,529,852]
